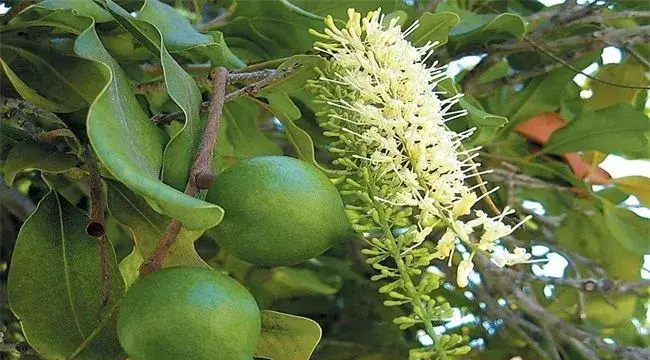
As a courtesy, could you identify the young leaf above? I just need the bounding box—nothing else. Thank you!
[8,192,125,359]
[615,176,650,207]
[255,310,322,360]
[4,140,78,186]
[106,181,208,287]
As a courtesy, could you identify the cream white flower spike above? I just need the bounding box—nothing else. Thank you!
[309,8,532,357]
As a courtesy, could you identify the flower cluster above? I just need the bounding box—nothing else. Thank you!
[309,8,533,358]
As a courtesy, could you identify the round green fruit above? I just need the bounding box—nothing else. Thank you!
[207,156,354,267]
[117,267,260,360]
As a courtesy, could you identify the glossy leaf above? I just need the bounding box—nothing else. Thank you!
[8,192,125,359]
[255,310,322,360]
[74,22,224,230]
[4,140,78,186]
[543,104,650,159]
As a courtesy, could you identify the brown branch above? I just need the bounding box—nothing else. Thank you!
[492,25,650,54]
[572,10,650,26]
[132,69,278,95]
[85,146,106,238]
[83,146,110,307]
[139,67,229,277]
[487,265,650,295]
[475,255,650,360]
[151,64,297,125]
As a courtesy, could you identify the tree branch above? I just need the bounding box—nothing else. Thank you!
[139,67,229,277]
[151,65,297,125]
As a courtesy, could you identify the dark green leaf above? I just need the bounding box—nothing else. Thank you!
[8,192,125,359]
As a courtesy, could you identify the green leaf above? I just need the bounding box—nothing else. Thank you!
[438,3,526,45]
[260,94,340,177]
[1,43,104,106]
[409,12,460,47]
[7,192,125,359]
[255,310,322,360]
[603,203,650,256]
[615,176,650,207]
[4,140,78,186]
[117,0,243,67]
[0,57,77,113]
[543,104,650,159]
[216,98,283,166]
[73,20,224,230]
[495,56,597,136]
[585,63,648,110]
[106,181,208,287]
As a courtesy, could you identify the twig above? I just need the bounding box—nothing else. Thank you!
[492,25,650,54]
[0,1,37,25]
[139,67,229,276]
[475,255,650,360]
[84,146,110,307]
[523,37,650,90]
[572,10,650,26]
[151,65,297,125]
[487,262,650,295]
[85,147,106,238]
[132,69,278,95]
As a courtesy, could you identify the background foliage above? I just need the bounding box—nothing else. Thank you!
[1,0,650,359]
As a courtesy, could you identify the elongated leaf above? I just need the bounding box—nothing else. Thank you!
[74,21,223,230]
[255,310,322,360]
[8,192,125,359]
[615,176,650,207]
[4,140,78,186]
[0,57,76,113]
[106,181,207,286]
[409,12,460,47]
[603,203,650,255]
[543,104,650,159]
[1,43,103,105]
[104,0,243,67]
[260,94,340,177]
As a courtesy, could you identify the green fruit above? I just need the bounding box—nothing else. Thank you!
[207,156,353,266]
[117,267,260,360]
